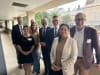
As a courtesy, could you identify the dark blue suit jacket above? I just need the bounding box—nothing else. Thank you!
[48,28,59,49]
[39,27,51,58]
[11,24,22,45]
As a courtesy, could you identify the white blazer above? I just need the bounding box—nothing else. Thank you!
[50,37,78,75]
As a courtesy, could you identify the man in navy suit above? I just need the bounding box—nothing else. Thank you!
[46,16,60,75]
[11,16,23,69]
[48,16,60,48]
[70,12,100,75]
[39,18,51,75]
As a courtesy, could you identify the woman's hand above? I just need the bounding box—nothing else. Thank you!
[40,42,46,47]
[22,51,30,55]
[52,63,61,71]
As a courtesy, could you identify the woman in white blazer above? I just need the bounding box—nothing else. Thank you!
[50,24,78,75]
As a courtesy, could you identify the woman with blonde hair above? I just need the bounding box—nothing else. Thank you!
[30,22,40,75]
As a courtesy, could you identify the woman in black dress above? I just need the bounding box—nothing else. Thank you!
[16,26,35,75]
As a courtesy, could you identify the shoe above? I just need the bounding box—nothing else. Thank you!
[32,70,35,73]
[36,73,40,75]
[18,64,23,69]
[42,72,47,75]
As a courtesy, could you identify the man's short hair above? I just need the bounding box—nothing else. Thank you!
[75,12,86,19]
[53,15,58,19]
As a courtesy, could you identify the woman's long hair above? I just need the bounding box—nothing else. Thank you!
[30,22,38,33]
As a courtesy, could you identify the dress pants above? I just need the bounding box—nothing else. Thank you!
[32,51,40,73]
[51,69,63,75]
[42,47,51,75]
[74,58,89,75]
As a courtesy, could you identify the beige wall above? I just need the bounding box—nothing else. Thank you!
[83,4,100,23]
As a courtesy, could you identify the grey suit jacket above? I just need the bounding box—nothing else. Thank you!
[70,26,100,68]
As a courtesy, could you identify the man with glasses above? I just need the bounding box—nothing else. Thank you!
[70,12,100,75]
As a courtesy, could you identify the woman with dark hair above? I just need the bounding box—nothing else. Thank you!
[16,26,35,75]
[50,24,78,75]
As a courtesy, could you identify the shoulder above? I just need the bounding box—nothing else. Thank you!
[85,26,97,32]
[70,26,75,30]
[47,27,51,29]
[39,28,42,31]
[70,26,76,33]
[49,27,54,31]
[13,24,18,28]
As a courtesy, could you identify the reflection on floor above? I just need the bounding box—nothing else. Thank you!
[1,33,44,75]
[1,32,100,75]
[0,33,7,75]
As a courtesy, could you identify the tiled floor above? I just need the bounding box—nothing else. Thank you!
[1,32,100,75]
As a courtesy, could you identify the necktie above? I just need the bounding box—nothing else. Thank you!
[20,26,23,35]
[42,28,46,36]
[55,28,57,37]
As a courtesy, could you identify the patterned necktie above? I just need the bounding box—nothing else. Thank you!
[55,28,57,37]
[42,27,46,36]
[20,26,23,35]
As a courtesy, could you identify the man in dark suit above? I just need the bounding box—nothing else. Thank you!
[48,16,60,46]
[70,12,100,75]
[46,16,60,75]
[39,18,51,75]
[11,16,23,69]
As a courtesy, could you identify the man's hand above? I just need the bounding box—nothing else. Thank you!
[40,42,46,46]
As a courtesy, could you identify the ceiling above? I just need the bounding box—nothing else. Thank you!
[0,0,76,20]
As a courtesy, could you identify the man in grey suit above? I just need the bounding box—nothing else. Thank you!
[70,12,100,75]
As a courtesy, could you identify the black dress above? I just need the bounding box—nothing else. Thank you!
[17,36,35,64]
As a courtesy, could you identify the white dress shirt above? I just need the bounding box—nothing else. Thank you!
[74,27,85,57]
[18,25,23,35]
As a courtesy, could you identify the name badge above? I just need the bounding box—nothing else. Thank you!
[86,39,92,44]
[27,38,32,41]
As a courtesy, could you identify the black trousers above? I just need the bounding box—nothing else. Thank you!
[41,47,52,75]
[51,69,63,75]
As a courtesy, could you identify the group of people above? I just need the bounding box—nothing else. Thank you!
[12,17,40,75]
[11,12,100,75]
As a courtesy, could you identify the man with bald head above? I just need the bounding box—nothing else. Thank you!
[30,19,35,25]
[70,12,100,75]
[39,18,51,75]
[11,16,23,69]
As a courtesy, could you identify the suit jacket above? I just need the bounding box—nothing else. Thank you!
[39,27,51,57]
[70,26,100,68]
[50,37,78,75]
[11,24,22,45]
[48,28,59,49]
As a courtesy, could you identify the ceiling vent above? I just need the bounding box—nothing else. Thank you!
[12,2,28,7]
